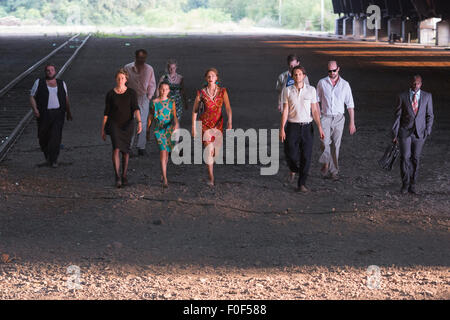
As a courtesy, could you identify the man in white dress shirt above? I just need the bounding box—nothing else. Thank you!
[316,61,356,180]
[124,49,156,156]
[280,66,324,192]
[276,54,310,112]
[30,63,72,168]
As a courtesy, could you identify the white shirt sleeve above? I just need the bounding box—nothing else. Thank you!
[310,87,317,104]
[281,87,289,106]
[316,80,322,103]
[345,82,355,109]
[30,79,39,96]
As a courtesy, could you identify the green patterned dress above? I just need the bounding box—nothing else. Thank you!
[150,99,175,152]
[162,74,184,120]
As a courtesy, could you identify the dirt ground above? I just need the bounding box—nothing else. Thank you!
[0,34,449,300]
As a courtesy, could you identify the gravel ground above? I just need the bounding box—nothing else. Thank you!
[0,35,449,300]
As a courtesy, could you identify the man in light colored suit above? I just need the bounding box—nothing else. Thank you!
[392,75,434,194]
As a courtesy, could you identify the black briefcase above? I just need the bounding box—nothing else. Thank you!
[378,142,400,171]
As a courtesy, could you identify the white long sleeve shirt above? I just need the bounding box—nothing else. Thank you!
[316,76,354,116]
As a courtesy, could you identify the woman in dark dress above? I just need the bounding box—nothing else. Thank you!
[102,68,142,188]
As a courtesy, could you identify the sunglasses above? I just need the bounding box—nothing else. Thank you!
[328,68,338,73]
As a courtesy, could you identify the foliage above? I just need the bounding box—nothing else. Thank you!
[0,0,337,31]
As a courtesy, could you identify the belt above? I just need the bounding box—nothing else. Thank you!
[288,121,312,126]
[322,113,343,117]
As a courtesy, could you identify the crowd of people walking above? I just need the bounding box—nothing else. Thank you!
[29,50,434,194]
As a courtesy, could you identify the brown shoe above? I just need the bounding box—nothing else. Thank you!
[297,185,309,193]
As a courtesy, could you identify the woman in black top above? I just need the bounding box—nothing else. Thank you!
[102,69,142,188]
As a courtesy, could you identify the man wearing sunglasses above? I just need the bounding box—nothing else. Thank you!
[316,60,356,181]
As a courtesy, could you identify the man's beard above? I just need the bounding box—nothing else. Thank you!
[45,74,56,80]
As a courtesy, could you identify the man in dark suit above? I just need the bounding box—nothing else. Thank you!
[392,75,434,194]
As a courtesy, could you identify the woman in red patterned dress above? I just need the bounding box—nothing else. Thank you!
[192,68,232,186]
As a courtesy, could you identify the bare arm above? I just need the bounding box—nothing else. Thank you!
[66,95,73,121]
[172,103,179,129]
[345,84,356,135]
[311,102,325,140]
[191,93,201,137]
[101,115,108,141]
[30,96,40,118]
[223,90,232,129]
[347,107,355,135]
[134,109,142,134]
[279,102,288,142]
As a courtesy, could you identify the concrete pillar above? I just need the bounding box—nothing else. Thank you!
[388,18,402,42]
[376,17,389,41]
[353,17,364,39]
[436,19,450,46]
[335,17,345,36]
[418,18,437,45]
[363,18,376,38]
[343,17,353,36]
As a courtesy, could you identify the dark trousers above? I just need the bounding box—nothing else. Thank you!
[399,133,425,187]
[284,122,314,187]
[37,108,65,163]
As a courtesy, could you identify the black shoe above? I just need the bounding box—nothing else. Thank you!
[138,149,146,156]
[122,176,128,187]
[115,177,122,188]
[408,185,417,194]
[400,185,408,194]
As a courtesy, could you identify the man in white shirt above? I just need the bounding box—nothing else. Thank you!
[316,61,356,180]
[124,49,156,156]
[280,66,324,192]
[30,63,72,168]
[276,54,310,112]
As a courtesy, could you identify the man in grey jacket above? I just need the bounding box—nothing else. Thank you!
[392,75,434,194]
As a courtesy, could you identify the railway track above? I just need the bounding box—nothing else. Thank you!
[0,33,91,161]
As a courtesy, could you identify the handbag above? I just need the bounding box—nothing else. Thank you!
[378,142,400,171]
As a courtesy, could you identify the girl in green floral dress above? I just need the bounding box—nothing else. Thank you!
[147,82,179,188]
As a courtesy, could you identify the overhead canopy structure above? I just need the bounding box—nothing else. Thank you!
[332,0,450,20]
[331,0,450,46]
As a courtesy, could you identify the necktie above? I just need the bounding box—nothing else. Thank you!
[412,93,418,115]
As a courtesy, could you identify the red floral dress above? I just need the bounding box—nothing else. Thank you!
[198,87,227,145]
